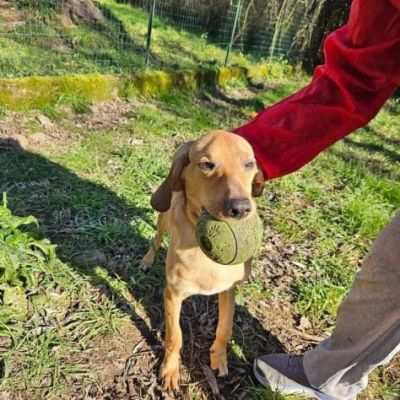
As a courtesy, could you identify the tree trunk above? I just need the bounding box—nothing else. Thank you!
[290,0,351,70]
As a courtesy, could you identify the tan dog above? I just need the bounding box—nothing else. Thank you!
[142,130,264,390]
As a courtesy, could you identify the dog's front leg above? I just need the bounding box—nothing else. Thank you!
[141,213,168,271]
[160,286,184,391]
[210,288,235,376]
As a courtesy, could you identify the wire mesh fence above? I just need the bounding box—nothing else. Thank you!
[0,0,311,78]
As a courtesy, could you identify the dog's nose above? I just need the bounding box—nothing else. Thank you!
[223,198,251,219]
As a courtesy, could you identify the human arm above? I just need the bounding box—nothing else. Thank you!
[235,0,400,179]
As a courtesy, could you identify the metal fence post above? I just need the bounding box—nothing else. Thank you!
[145,0,156,67]
[224,0,243,67]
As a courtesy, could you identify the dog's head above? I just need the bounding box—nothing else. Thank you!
[151,130,264,220]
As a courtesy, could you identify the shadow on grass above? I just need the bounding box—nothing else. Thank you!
[364,125,400,147]
[205,87,266,111]
[343,138,400,163]
[329,149,400,181]
[0,139,283,399]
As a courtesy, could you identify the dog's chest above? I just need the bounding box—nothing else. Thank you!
[166,197,250,297]
[167,243,249,297]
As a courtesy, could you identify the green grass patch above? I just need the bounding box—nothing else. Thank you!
[0,0,269,78]
[0,194,128,396]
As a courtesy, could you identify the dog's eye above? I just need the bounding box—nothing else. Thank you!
[244,160,255,170]
[199,161,216,172]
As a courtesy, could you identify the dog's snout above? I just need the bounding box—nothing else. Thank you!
[223,198,251,219]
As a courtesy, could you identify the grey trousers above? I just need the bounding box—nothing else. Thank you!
[303,212,400,400]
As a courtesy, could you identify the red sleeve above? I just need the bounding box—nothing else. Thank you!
[235,0,400,179]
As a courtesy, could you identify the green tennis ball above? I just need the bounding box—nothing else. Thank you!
[196,210,263,265]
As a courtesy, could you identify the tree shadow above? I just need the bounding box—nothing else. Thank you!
[159,40,220,69]
[363,125,400,147]
[206,87,266,111]
[343,137,400,163]
[329,148,400,181]
[0,139,283,399]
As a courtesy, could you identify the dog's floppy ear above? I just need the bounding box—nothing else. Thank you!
[151,142,193,212]
[252,167,265,197]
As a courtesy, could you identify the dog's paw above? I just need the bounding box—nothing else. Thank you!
[139,260,150,272]
[160,355,180,391]
[210,348,228,377]
[140,249,155,272]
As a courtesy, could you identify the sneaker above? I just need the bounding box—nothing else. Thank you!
[253,354,338,400]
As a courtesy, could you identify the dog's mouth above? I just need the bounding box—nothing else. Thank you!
[200,207,214,219]
[199,207,221,222]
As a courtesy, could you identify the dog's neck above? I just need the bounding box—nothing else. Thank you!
[183,194,202,227]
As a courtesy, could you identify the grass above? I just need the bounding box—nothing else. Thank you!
[270,113,400,327]
[0,70,399,399]
[0,0,255,78]
[0,193,128,396]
